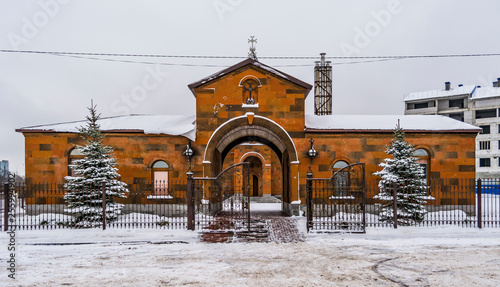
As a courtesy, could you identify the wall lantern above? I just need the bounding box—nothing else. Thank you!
[184,139,194,165]
[308,138,317,165]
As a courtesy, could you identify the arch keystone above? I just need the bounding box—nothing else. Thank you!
[246,112,254,125]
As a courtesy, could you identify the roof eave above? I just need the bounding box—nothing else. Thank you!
[305,128,481,134]
[187,58,256,97]
[404,92,472,102]
[15,129,146,134]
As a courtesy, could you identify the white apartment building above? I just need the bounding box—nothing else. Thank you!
[404,81,500,178]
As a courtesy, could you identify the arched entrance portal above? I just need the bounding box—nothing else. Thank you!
[203,114,299,215]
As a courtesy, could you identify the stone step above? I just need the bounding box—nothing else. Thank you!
[249,196,281,203]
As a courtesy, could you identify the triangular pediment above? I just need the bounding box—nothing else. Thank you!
[188,58,312,98]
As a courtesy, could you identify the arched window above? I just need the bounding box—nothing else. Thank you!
[333,160,349,171]
[332,160,349,196]
[152,160,170,195]
[68,147,84,177]
[414,148,430,183]
[242,79,259,105]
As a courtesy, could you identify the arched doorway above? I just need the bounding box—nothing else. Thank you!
[203,114,299,215]
[252,175,259,197]
[223,146,282,198]
[244,156,263,197]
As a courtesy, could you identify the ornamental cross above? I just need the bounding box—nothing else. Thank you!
[248,36,257,60]
[244,81,257,104]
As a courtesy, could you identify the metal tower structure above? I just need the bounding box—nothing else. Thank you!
[314,53,332,115]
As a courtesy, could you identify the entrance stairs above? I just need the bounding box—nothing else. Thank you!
[249,196,281,203]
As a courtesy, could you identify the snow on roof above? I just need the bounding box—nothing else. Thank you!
[471,86,500,99]
[253,62,288,79]
[305,114,480,132]
[17,114,197,140]
[405,84,500,102]
[404,85,476,101]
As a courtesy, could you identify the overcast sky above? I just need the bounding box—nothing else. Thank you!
[2,0,500,175]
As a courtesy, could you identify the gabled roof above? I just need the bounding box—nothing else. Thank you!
[187,58,312,98]
[16,114,196,141]
[305,114,481,133]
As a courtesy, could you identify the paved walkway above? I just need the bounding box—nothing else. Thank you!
[200,210,305,243]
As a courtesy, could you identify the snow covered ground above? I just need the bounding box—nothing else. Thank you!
[1,212,500,287]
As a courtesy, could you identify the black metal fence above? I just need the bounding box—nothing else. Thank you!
[363,178,499,228]
[2,178,500,231]
[307,163,366,233]
[307,177,500,232]
[188,163,251,231]
[2,181,190,230]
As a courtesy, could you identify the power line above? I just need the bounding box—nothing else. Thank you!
[265,53,500,60]
[59,54,402,67]
[54,54,231,67]
[18,51,401,67]
[2,49,500,60]
[1,49,497,68]
[333,58,400,65]
[52,54,310,67]
[0,49,245,59]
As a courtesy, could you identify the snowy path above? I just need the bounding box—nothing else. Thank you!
[1,219,500,286]
[9,239,500,286]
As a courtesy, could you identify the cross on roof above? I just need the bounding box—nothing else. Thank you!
[248,36,257,60]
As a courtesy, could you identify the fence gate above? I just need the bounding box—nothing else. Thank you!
[307,163,366,233]
[188,162,251,230]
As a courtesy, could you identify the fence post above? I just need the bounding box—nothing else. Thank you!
[306,170,313,233]
[392,182,398,229]
[477,179,482,229]
[361,164,366,232]
[246,164,251,233]
[102,182,106,230]
[187,171,194,231]
[3,183,9,232]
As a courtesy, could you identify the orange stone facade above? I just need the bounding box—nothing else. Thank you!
[18,59,478,214]
[23,133,191,184]
[300,132,477,201]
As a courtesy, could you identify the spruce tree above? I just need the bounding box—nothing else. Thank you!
[374,124,428,225]
[64,103,128,227]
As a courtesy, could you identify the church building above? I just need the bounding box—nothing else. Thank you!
[16,52,479,215]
